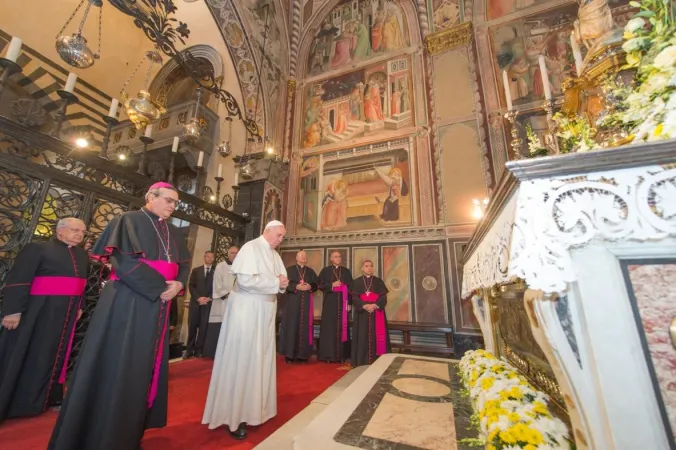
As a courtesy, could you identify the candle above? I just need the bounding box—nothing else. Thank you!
[538,55,552,100]
[570,33,584,76]
[108,99,118,118]
[144,125,153,138]
[197,151,204,167]
[171,136,179,153]
[502,70,513,111]
[217,164,223,178]
[234,171,239,185]
[5,37,22,63]
[64,72,77,93]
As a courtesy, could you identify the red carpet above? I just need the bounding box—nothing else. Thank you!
[0,356,349,449]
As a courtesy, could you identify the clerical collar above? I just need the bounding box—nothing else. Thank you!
[365,275,372,278]
[142,207,161,221]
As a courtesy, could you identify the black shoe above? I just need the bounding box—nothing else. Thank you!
[229,422,247,440]
[285,357,294,364]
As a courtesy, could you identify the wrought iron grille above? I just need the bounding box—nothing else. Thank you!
[0,116,246,371]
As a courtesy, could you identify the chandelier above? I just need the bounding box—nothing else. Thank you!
[120,49,166,129]
[183,86,205,143]
[217,117,233,158]
[55,0,103,69]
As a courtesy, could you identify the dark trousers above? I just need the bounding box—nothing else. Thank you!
[185,302,211,357]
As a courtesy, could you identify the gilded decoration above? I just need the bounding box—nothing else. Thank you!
[489,282,567,418]
[288,78,297,96]
[424,21,473,56]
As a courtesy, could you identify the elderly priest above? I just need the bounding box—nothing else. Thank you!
[0,218,89,423]
[48,182,191,450]
[203,220,288,440]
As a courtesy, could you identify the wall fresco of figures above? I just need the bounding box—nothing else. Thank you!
[490,2,634,148]
[301,59,413,148]
[306,0,409,77]
[297,140,412,233]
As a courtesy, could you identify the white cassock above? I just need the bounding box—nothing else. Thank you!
[202,235,287,429]
[210,260,233,323]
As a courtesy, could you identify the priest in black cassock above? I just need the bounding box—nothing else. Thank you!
[318,251,353,363]
[48,182,191,450]
[0,218,89,423]
[350,260,391,367]
[278,250,319,363]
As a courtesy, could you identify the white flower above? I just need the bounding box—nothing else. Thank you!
[622,37,649,52]
[625,17,646,34]
[654,46,676,69]
[641,72,671,94]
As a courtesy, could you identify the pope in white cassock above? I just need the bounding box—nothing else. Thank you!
[202,220,289,440]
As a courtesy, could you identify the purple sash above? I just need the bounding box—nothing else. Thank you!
[333,284,349,342]
[30,276,86,296]
[361,292,386,356]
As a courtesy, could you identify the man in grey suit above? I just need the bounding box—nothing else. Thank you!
[185,251,215,358]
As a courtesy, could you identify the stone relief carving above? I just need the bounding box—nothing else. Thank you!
[510,165,676,293]
[461,190,517,297]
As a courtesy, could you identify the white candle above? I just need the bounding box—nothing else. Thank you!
[197,151,204,167]
[107,98,118,118]
[538,55,552,100]
[234,171,239,185]
[217,164,223,178]
[502,70,513,111]
[5,37,22,63]
[64,72,77,93]
[570,33,584,76]
[144,124,152,138]
[171,136,179,153]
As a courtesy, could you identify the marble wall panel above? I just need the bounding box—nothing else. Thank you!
[623,261,676,443]
[412,243,448,324]
[382,245,412,322]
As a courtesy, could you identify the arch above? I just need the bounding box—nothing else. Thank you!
[149,44,225,105]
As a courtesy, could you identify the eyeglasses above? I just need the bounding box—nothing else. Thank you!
[154,194,179,206]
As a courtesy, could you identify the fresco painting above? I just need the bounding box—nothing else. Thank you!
[306,0,408,77]
[298,146,411,234]
[302,59,412,148]
[491,2,634,109]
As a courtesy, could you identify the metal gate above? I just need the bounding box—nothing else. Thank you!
[0,117,246,371]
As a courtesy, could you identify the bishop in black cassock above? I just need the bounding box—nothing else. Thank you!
[0,218,89,423]
[48,182,191,450]
[318,251,353,363]
[351,260,391,367]
[278,250,319,363]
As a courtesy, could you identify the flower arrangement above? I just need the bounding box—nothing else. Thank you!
[597,0,676,142]
[459,349,572,449]
[553,113,597,153]
[525,125,549,157]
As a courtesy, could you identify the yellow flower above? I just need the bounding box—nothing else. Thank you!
[499,430,517,444]
[533,401,550,416]
[525,445,537,450]
[481,377,495,390]
[487,445,497,450]
[508,411,521,422]
[655,123,664,136]
[525,428,544,445]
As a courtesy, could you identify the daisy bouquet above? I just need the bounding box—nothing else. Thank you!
[459,349,572,450]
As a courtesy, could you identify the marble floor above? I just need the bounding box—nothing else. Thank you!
[290,354,477,450]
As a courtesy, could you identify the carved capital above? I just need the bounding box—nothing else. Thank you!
[424,21,473,56]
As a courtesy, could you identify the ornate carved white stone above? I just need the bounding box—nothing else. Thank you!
[509,165,676,293]
[461,191,517,297]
